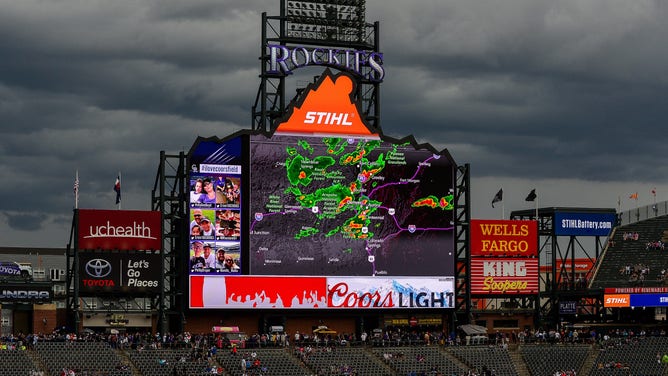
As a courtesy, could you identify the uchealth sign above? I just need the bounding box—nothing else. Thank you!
[189,276,455,309]
[470,258,538,295]
[77,209,161,250]
[469,220,537,257]
[78,252,161,294]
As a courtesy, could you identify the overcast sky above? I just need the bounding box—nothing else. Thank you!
[1,0,667,248]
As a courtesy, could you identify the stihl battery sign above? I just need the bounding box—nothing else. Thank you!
[77,209,161,250]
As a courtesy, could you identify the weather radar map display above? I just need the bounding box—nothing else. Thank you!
[249,134,456,277]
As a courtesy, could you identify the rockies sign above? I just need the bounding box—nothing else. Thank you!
[78,252,161,294]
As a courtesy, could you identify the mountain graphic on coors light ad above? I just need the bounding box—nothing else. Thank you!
[275,69,378,136]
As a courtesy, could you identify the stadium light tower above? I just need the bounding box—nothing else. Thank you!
[285,0,367,43]
[253,0,381,133]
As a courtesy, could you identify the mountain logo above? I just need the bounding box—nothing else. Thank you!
[275,69,378,137]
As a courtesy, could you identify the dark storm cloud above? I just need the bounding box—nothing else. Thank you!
[1,0,667,245]
[369,0,668,183]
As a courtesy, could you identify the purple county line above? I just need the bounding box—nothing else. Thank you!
[362,154,450,275]
[366,155,435,198]
[364,202,454,275]
[250,209,306,232]
[252,154,447,275]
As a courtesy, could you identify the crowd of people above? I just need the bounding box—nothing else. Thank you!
[2,326,668,375]
[646,239,665,250]
[622,231,639,241]
[619,262,652,285]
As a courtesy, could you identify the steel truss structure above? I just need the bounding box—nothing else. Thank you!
[511,207,611,326]
[151,151,188,334]
[95,1,469,334]
[253,0,381,132]
[454,164,471,326]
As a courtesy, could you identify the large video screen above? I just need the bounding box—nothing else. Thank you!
[248,134,456,277]
[188,137,243,275]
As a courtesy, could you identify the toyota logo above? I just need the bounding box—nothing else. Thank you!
[85,259,112,278]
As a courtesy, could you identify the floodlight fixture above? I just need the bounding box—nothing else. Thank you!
[284,0,367,43]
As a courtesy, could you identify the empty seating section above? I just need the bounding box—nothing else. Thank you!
[592,217,668,288]
[0,347,39,375]
[589,337,668,376]
[303,346,391,376]
[11,337,668,375]
[373,346,466,376]
[520,344,589,376]
[216,348,309,376]
[451,346,519,376]
[34,341,130,376]
[128,347,211,376]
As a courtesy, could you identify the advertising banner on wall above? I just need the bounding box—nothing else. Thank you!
[470,258,539,295]
[77,209,162,250]
[630,294,668,307]
[0,283,51,302]
[78,252,161,295]
[470,220,537,257]
[604,293,668,308]
[604,294,630,308]
[189,275,455,309]
[605,287,668,294]
[554,212,616,236]
[559,301,578,314]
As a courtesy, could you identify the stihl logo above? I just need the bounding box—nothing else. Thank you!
[304,111,353,126]
[606,297,628,304]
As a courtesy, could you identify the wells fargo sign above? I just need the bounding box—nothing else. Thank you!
[470,219,537,257]
[470,258,538,295]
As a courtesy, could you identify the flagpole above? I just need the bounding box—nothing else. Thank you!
[75,170,79,209]
[502,201,505,220]
[118,171,122,210]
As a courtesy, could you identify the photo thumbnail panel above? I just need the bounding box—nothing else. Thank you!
[188,137,243,278]
[189,240,241,274]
